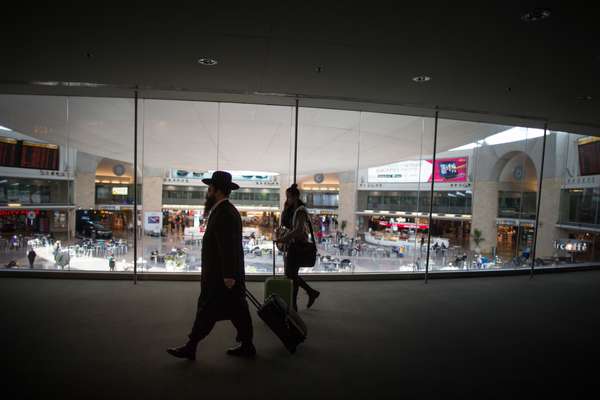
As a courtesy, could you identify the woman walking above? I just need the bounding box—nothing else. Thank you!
[277,184,320,311]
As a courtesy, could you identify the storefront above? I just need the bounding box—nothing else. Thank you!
[496,219,535,258]
[359,214,428,243]
[429,219,471,247]
[240,210,279,239]
[77,207,133,238]
[0,208,69,240]
[553,230,600,263]
[162,208,200,235]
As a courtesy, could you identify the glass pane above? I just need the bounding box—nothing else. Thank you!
[141,99,219,273]
[356,112,435,273]
[0,94,135,272]
[537,131,600,266]
[0,94,69,269]
[296,107,359,273]
[435,117,545,270]
[69,97,135,272]
[217,103,293,274]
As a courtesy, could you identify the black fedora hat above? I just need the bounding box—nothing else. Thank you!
[202,171,240,191]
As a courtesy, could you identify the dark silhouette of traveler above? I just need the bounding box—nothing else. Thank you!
[28,249,36,268]
[167,171,255,361]
[277,184,320,311]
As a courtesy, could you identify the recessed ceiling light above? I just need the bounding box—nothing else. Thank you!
[198,58,218,66]
[521,9,551,22]
[412,76,431,83]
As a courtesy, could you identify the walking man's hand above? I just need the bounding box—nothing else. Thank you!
[224,278,236,289]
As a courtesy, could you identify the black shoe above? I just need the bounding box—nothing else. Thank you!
[307,290,320,309]
[166,344,196,361]
[226,343,256,358]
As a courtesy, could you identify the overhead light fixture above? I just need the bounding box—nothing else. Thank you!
[197,58,218,66]
[412,76,431,83]
[31,81,106,87]
[0,125,11,131]
[8,203,21,207]
[521,9,551,22]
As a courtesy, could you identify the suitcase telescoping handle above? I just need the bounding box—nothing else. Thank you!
[245,288,261,309]
[272,240,276,277]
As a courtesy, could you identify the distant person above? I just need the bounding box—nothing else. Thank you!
[27,249,36,269]
[277,184,320,311]
[167,171,255,361]
[108,255,116,271]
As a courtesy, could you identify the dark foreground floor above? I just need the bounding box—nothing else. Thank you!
[1,272,599,399]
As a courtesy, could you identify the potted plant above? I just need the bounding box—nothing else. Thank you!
[472,228,485,254]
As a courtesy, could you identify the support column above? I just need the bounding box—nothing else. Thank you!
[71,152,98,240]
[471,180,499,254]
[535,177,563,258]
[142,169,164,234]
[338,171,357,238]
[74,172,96,210]
[278,174,291,212]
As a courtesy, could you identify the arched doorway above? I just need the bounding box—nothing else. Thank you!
[493,152,538,260]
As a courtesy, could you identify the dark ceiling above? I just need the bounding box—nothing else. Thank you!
[1,2,598,133]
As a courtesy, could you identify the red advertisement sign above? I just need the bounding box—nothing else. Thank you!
[427,157,468,182]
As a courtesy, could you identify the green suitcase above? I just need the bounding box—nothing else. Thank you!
[264,241,293,309]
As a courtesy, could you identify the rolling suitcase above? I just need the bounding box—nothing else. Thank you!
[264,241,294,308]
[246,288,307,354]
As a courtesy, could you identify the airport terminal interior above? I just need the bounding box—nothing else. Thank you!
[0,97,598,275]
[1,3,599,398]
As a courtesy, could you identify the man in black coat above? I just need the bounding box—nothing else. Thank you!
[167,171,255,360]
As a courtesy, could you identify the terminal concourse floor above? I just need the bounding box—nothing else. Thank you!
[1,272,599,399]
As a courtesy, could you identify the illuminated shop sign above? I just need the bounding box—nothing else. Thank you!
[169,169,279,182]
[554,239,589,253]
[377,220,429,230]
[0,209,41,216]
[368,157,468,183]
[112,187,128,195]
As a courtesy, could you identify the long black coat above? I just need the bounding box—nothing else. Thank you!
[200,199,245,299]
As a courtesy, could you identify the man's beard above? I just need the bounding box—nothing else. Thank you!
[204,194,217,217]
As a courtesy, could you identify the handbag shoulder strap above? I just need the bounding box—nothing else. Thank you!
[291,205,305,227]
[292,206,316,245]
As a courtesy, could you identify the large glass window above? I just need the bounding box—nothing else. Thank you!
[0,94,135,271]
[537,132,600,265]
[433,118,545,270]
[292,108,359,273]
[354,112,436,273]
[1,91,599,276]
[140,100,292,274]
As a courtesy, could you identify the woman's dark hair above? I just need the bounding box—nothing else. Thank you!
[286,183,301,198]
[282,184,305,229]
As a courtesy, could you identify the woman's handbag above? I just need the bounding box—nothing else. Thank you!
[288,207,317,268]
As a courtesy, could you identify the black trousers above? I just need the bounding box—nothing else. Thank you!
[188,288,253,345]
[284,254,315,310]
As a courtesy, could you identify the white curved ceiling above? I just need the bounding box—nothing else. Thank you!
[0,94,510,176]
